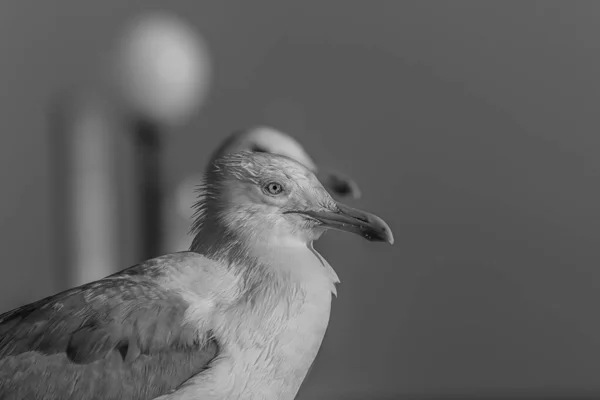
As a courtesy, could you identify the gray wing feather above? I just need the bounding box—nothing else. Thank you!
[0,259,219,400]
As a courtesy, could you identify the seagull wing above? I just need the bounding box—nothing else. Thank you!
[0,253,220,400]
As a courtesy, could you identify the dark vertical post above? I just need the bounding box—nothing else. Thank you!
[132,117,163,261]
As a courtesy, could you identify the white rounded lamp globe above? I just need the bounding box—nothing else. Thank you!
[113,11,211,126]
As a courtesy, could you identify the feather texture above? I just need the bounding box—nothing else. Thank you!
[0,252,220,400]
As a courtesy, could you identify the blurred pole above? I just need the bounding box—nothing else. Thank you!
[113,11,211,261]
[51,90,120,287]
[51,11,211,285]
[132,117,163,260]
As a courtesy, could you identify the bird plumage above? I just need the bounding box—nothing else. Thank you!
[165,126,360,253]
[0,253,218,399]
[0,151,392,400]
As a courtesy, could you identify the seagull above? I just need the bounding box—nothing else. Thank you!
[165,125,361,252]
[0,151,393,400]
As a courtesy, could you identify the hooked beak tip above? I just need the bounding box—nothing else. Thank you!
[363,212,394,245]
[291,202,394,245]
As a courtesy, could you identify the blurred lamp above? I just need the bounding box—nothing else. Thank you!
[113,11,211,126]
[112,11,211,261]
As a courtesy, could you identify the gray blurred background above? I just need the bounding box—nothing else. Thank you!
[1,1,599,399]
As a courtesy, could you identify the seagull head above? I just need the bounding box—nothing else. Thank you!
[208,126,361,199]
[193,151,393,253]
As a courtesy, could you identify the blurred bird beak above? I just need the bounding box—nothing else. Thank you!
[288,202,394,244]
[316,170,361,199]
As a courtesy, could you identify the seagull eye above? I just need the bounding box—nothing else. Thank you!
[265,182,284,196]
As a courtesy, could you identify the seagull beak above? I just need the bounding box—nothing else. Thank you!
[290,202,394,244]
[316,170,362,199]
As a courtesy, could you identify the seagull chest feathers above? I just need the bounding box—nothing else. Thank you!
[0,151,393,400]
